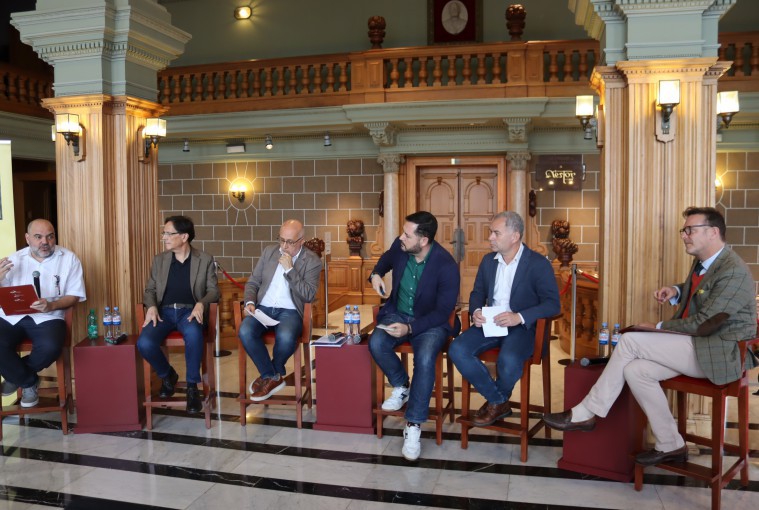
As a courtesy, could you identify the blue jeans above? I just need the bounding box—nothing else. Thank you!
[0,316,66,388]
[368,312,448,424]
[448,325,530,404]
[237,305,302,380]
[136,306,204,384]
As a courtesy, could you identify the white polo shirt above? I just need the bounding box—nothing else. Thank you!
[0,246,86,325]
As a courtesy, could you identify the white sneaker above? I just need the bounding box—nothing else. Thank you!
[381,385,409,411]
[402,423,422,461]
[20,382,39,408]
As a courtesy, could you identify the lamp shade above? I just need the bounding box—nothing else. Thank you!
[657,80,680,106]
[234,6,252,19]
[144,118,167,138]
[55,113,80,134]
[716,91,739,115]
[575,95,594,117]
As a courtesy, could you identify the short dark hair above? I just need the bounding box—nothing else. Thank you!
[683,207,725,241]
[165,215,196,243]
[405,211,438,241]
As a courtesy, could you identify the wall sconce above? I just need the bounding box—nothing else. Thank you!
[234,6,252,20]
[265,134,273,150]
[139,118,166,162]
[575,95,595,140]
[182,138,190,152]
[55,113,86,160]
[230,182,246,203]
[716,91,739,129]
[656,80,680,138]
[323,133,332,147]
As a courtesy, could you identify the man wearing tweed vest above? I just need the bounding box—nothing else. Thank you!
[544,207,757,466]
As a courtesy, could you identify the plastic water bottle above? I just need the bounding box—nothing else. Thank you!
[343,306,352,340]
[611,323,621,352]
[598,322,609,357]
[112,306,122,338]
[351,305,361,344]
[103,306,113,342]
[87,309,98,339]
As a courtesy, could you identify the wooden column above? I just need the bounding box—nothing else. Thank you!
[593,58,729,327]
[44,95,163,335]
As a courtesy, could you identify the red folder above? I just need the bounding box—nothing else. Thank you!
[0,285,40,315]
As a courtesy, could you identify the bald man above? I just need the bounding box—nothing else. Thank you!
[238,219,321,401]
[0,219,86,408]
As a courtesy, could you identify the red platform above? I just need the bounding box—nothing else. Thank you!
[557,361,643,482]
[73,336,145,433]
[313,340,376,434]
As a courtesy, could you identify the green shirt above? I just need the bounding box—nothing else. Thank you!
[396,249,431,316]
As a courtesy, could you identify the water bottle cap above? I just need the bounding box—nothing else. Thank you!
[614,323,620,327]
[601,322,607,327]
[105,306,110,311]
[114,306,119,311]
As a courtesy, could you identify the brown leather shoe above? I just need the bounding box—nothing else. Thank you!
[248,376,264,395]
[471,401,512,426]
[634,445,688,466]
[543,409,596,432]
[250,377,286,402]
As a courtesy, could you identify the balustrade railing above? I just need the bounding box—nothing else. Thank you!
[1,33,757,119]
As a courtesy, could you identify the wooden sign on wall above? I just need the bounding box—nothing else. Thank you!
[534,155,584,191]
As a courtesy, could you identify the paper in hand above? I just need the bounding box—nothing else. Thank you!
[481,306,509,338]
[246,307,280,326]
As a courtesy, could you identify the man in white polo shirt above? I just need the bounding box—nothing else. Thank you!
[0,219,85,407]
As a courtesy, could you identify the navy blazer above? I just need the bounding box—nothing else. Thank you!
[469,244,560,356]
[372,238,460,336]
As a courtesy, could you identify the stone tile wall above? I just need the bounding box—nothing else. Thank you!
[158,158,383,277]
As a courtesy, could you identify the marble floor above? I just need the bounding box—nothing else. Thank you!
[1,308,758,509]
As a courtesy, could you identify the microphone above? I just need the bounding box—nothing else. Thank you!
[580,356,609,367]
[32,271,41,297]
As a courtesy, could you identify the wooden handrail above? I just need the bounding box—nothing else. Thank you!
[1,33,758,119]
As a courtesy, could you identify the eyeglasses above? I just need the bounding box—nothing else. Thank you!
[277,237,303,246]
[161,231,181,237]
[679,224,712,236]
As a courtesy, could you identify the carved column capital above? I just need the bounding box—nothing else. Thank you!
[506,151,531,172]
[365,122,398,147]
[377,153,405,173]
[503,117,531,143]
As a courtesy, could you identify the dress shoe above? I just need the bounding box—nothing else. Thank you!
[250,376,286,402]
[186,386,202,414]
[635,445,688,466]
[471,401,512,426]
[543,409,596,432]
[159,367,179,398]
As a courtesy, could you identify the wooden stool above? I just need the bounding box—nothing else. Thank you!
[372,306,457,445]
[0,308,73,439]
[137,303,217,429]
[457,313,556,462]
[634,332,758,510]
[233,302,313,428]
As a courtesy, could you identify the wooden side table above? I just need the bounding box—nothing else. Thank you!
[557,362,643,482]
[313,340,376,434]
[73,336,145,433]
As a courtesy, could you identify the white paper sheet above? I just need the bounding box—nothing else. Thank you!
[481,306,509,338]
[245,307,280,326]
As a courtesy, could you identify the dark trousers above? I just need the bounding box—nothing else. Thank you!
[0,316,67,388]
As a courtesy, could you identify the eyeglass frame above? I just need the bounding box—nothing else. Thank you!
[277,236,304,247]
[161,231,182,237]
[679,224,713,236]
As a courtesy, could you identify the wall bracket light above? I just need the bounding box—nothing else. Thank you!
[716,90,739,129]
[575,95,596,141]
[234,6,252,20]
[55,113,86,161]
[655,80,680,142]
[230,182,246,203]
[265,134,273,150]
[138,118,167,163]
[323,132,332,147]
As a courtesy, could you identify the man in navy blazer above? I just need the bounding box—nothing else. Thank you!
[449,211,560,426]
[369,211,460,461]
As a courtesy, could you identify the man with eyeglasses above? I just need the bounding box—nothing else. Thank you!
[137,215,219,414]
[368,211,460,461]
[544,207,757,467]
[238,219,321,401]
[0,219,85,408]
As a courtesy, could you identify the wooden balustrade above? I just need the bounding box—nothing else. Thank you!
[555,267,600,359]
[1,33,757,119]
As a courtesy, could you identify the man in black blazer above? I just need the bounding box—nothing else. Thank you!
[238,219,321,402]
[449,211,560,426]
[369,211,460,461]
